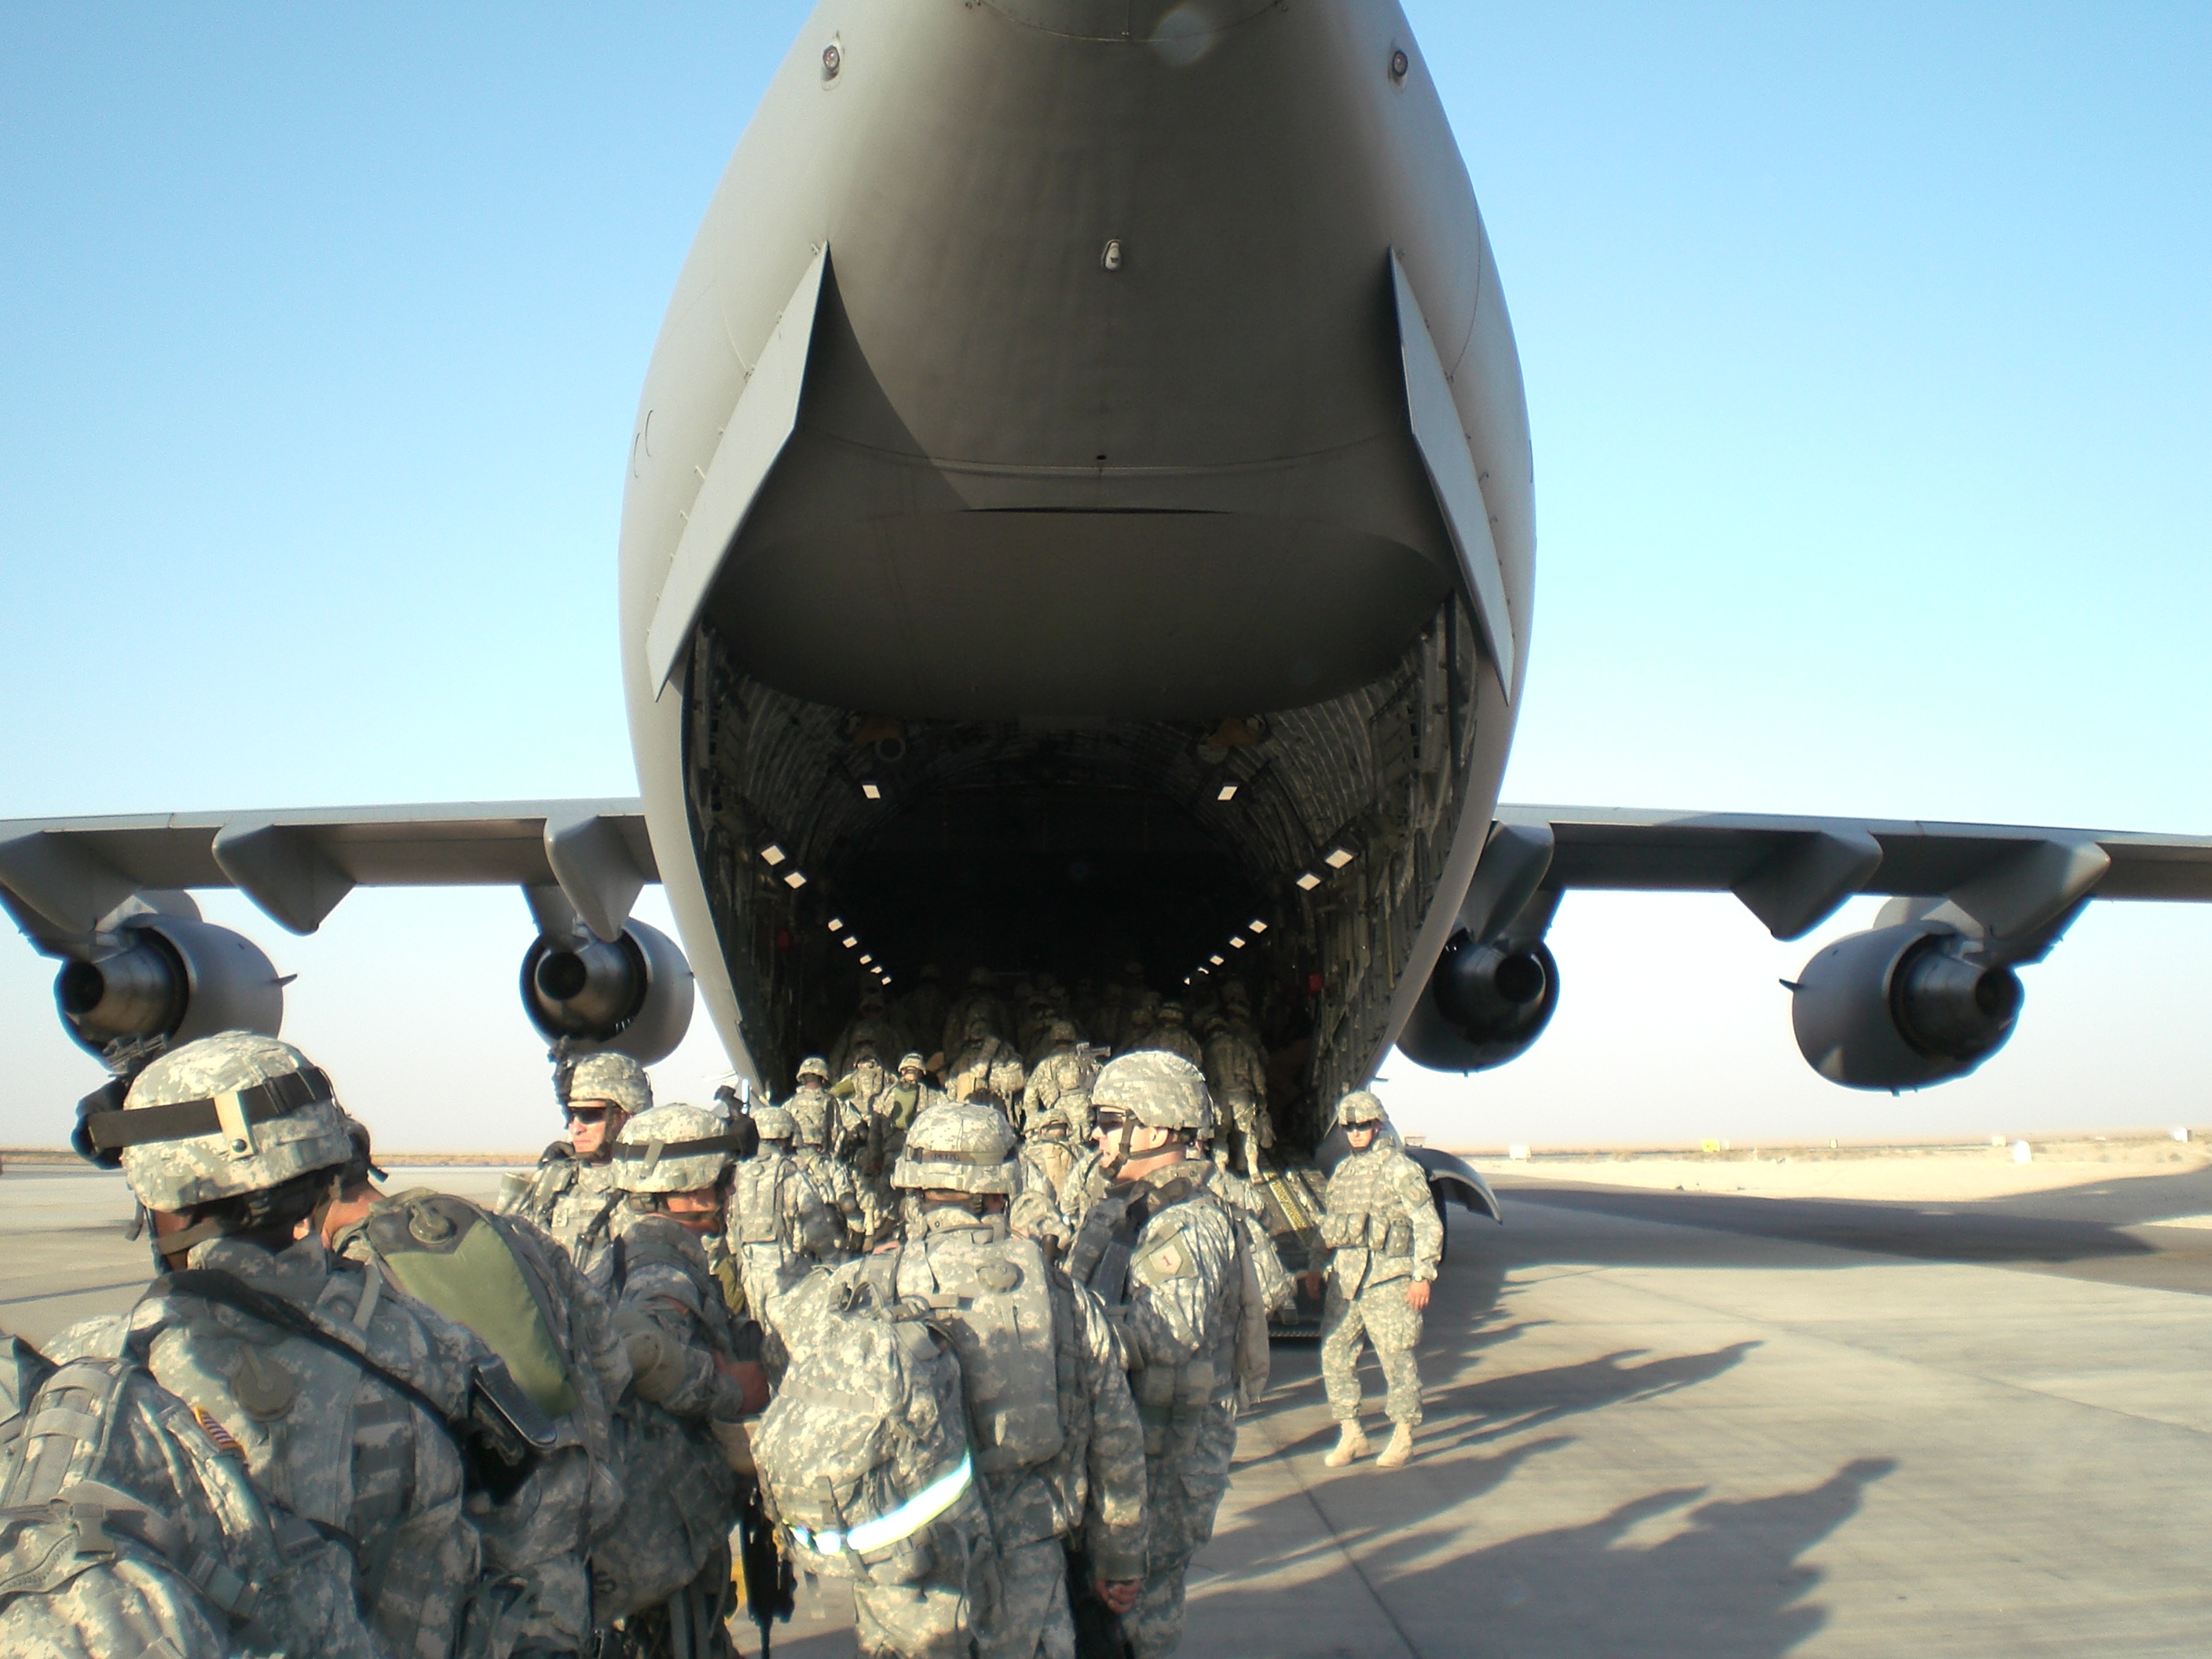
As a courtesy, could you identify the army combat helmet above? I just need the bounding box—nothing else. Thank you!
[558,1050,653,1116]
[1337,1090,1387,1127]
[1090,1050,1215,1137]
[892,1102,1017,1196]
[612,1102,749,1193]
[751,1104,799,1144]
[795,1056,831,1086]
[100,1031,354,1232]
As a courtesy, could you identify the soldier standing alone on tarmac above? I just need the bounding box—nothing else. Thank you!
[1302,1090,1443,1470]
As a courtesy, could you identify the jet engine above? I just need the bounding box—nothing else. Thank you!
[55,914,284,1059]
[1395,930,1560,1072]
[1790,923,2023,1090]
[520,918,694,1064]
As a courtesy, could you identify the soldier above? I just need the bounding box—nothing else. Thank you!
[782,1055,852,1159]
[1302,1090,1442,1470]
[1068,1053,1253,1658]
[1021,1020,1097,1140]
[597,1104,759,1656]
[75,1031,488,1659]
[939,966,1012,1061]
[1016,1101,1086,1219]
[499,1049,655,1284]
[838,1049,900,1243]
[790,1095,867,1256]
[883,1052,944,1151]
[947,1013,1026,1117]
[325,1116,631,1659]
[1199,1009,1273,1178]
[726,1105,846,1368]
[0,1346,382,1658]
[831,992,910,1083]
[1115,992,1159,1057]
[858,1104,1146,1659]
[1136,1000,1203,1068]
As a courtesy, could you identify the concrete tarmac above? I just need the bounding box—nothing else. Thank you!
[5,1162,2207,1655]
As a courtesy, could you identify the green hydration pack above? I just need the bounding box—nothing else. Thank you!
[358,1189,578,1418]
[753,1258,983,1588]
[0,1352,314,1643]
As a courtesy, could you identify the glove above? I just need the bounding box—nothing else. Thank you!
[617,1309,683,1404]
[710,1415,756,1475]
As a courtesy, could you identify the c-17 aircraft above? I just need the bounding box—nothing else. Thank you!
[5,2,2211,1181]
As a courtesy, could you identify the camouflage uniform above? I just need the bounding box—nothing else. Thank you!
[1016,1106,1085,1220]
[1067,1055,1247,1659]
[498,1051,655,1287]
[0,1349,379,1659]
[832,999,911,1084]
[595,1105,753,1652]
[1199,1014,1273,1178]
[726,1108,845,1368]
[334,1188,632,1658]
[947,1020,1026,1115]
[939,969,1013,1064]
[1020,1025,1097,1140]
[1133,1002,1203,1071]
[895,968,950,1069]
[81,1033,489,1659]
[839,1054,899,1243]
[1314,1092,1442,1459]
[873,1106,1147,1659]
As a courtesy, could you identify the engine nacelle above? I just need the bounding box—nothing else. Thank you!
[1792,923,2023,1090]
[521,919,694,1064]
[1396,932,1560,1073]
[54,914,284,1059]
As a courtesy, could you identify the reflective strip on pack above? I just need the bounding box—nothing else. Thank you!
[786,1452,972,1558]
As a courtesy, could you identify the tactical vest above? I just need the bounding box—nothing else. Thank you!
[732,1154,801,1247]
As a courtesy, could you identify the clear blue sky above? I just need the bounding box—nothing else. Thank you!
[4,3,2208,1151]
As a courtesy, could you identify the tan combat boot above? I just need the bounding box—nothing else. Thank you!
[1375,1423,1415,1469]
[1323,1420,1369,1467]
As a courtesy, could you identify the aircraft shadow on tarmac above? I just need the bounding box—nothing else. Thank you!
[1494,1166,2212,1296]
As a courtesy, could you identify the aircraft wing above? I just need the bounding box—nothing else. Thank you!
[0,800,655,950]
[1476,804,2212,948]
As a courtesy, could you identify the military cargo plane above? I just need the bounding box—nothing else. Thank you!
[5,2,2211,1171]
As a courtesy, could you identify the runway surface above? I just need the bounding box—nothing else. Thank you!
[5,1161,2207,1656]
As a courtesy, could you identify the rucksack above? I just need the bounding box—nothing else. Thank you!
[0,1354,291,1641]
[0,1335,56,1484]
[752,1260,983,1588]
[890,1229,1064,1478]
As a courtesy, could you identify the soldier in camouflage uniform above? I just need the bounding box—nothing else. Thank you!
[939,967,1012,1064]
[1115,993,1159,1057]
[325,1116,632,1659]
[725,1106,845,1371]
[1198,1011,1273,1179]
[838,1050,899,1243]
[1020,1021,1096,1141]
[845,1104,1146,1659]
[1068,1053,1249,1658]
[1134,1001,1203,1069]
[0,1342,381,1658]
[598,1104,758,1657]
[947,1014,1026,1117]
[895,965,950,1069]
[71,1032,489,1659]
[885,1052,947,1134]
[498,1051,654,1287]
[1016,1101,1086,1221]
[789,1072,867,1254]
[831,994,910,1084]
[1303,1091,1442,1470]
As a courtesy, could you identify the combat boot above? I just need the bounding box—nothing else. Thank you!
[1375,1423,1415,1469]
[1323,1420,1369,1467]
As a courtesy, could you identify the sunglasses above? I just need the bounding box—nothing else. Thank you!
[1092,1111,1130,1132]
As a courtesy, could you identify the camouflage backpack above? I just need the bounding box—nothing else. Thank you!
[0,1335,55,1483]
[0,1353,345,1654]
[752,1258,983,1588]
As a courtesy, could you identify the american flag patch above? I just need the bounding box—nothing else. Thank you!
[192,1404,244,1458]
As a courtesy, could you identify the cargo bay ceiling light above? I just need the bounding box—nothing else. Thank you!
[859,954,873,965]
[1295,871,1321,891]
[1229,936,1246,949]
[1209,954,1225,965]
[1216,783,1238,802]
[760,844,787,866]
[827,918,844,932]
[861,782,882,800]
[842,936,859,950]
[782,870,808,888]
[1324,847,1354,870]
[1247,918,1268,933]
